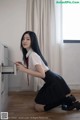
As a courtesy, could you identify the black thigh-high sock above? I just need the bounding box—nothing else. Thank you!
[44,101,62,111]
[44,95,75,111]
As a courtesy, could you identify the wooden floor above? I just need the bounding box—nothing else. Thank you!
[7,90,80,120]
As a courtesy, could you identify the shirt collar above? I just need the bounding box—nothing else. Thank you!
[26,48,33,58]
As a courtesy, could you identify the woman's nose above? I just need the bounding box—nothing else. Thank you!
[23,39,27,42]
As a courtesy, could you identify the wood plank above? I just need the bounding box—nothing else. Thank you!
[7,90,80,120]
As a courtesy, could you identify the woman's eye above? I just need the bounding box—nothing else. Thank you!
[22,38,30,41]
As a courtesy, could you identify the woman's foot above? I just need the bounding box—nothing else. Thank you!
[61,94,80,111]
[61,101,80,111]
[74,101,80,110]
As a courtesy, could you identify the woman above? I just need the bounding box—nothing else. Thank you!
[16,31,80,112]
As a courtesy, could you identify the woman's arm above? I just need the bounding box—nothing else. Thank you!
[15,62,45,78]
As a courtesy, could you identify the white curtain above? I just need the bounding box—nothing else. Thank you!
[25,0,62,91]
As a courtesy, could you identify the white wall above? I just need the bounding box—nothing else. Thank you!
[61,43,80,90]
[0,0,80,91]
[0,0,28,91]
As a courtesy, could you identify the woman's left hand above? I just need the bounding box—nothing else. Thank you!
[15,62,27,72]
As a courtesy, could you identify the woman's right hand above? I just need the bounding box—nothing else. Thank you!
[15,61,23,71]
[15,61,27,72]
[15,61,22,65]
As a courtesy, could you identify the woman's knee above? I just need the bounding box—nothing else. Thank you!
[34,103,45,112]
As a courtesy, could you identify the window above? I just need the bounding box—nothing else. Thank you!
[62,3,80,40]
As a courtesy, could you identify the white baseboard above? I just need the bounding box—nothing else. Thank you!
[8,84,80,91]
[69,84,80,90]
[8,87,21,91]
[8,87,33,91]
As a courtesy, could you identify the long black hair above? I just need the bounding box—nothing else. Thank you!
[20,31,48,66]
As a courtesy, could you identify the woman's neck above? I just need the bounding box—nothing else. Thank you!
[26,47,32,51]
[26,48,33,58]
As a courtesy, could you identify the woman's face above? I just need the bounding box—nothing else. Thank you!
[22,33,31,50]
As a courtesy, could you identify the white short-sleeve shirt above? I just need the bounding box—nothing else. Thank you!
[26,48,49,91]
[26,49,49,71]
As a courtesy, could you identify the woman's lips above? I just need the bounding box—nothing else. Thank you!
[23,44,28,46]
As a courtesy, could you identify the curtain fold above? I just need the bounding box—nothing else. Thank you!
[25,0,62,91]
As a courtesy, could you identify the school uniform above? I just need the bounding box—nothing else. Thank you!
[26,49,71,111]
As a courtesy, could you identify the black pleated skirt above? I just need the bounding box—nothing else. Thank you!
[35,70,71,105]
